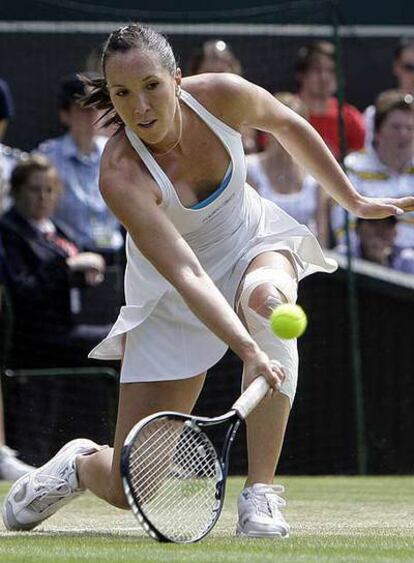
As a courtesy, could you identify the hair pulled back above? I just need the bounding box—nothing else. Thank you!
[81,23,177,128]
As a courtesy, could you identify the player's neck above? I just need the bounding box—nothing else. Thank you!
[148,99,183,158]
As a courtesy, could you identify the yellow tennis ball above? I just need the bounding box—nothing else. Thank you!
[270,304,308,339]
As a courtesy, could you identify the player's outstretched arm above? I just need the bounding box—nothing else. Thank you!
[208,74,414,219]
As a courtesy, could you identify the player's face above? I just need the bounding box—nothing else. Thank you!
[299,54,337,99]
[393,47,414,93]
[15,170,60,221]
[106,49,180,145]
[375,109,414,159]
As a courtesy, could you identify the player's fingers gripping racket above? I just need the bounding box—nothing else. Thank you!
[121,375,270,543]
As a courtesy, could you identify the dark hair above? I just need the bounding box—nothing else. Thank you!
[189,40,242,76]
[374,89,414,133]
[81,23,177,128]
[10,154,62,198]
[393,36,414,61]
[295,40,336,74]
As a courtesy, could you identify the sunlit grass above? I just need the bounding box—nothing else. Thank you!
[1,476,413,562]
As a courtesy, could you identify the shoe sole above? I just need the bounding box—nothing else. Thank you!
[2,438,99,531]
[236,524,289,539]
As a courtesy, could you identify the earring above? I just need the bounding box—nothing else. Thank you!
[176,85,181,98]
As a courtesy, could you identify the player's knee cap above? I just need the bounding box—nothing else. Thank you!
[239,267,298,326]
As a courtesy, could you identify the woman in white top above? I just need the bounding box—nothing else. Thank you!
[247,93,329,245]
[4,23,414,538]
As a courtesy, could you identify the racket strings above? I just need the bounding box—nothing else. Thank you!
[131,422,217,503]
[127,417,222,542]
[142,431,218,513]
[130,423,182,495]
[130,421,217,494]
[130,432,218,540]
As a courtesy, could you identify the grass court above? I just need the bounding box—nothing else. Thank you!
[1,476,413,562]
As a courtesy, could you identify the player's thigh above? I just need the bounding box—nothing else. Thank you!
[109,373,206,491]
[243,250,297,282]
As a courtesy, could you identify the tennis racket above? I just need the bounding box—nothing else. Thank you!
[121,374,270,543]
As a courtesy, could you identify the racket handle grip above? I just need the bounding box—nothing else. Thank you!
[232,375,270,419]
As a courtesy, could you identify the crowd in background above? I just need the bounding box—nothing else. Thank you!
[0,35,413,477]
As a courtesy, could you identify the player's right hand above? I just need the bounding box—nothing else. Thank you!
[243,349,286,392]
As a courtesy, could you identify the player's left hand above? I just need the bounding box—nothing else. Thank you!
[354,196,414,219]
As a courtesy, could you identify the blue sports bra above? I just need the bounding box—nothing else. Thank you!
[190,163,233,209]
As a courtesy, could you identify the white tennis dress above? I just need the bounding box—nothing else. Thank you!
[89,90,337,382]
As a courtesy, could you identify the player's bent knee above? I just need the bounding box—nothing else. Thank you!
[239,267,297,315]
[247,283,284,319]
[239,267,298,325]
[238,267,299,406]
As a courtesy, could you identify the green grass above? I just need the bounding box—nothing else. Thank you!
[1,476,413,562]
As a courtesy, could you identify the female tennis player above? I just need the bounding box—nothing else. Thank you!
[3,24,414,537]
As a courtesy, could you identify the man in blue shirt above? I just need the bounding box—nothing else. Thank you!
[36,74,123,258]
[0,78,14,141]
[0,78,28,212]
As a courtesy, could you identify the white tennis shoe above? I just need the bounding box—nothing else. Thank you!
[2,438,99,531]
[236,483,290,538]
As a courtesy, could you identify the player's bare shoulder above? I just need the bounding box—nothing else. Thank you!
[182,73,254,130]
[100,130,137,186]
[100,129,161,205]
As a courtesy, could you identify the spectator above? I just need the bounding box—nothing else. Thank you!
[189,40,258,154]
[0,145,27,214]
[0,235,35,481]
[0,78,14,142]
[364,37,414,148]
[0,155,111,369]
[0,79,27,213]
[336,216,414,273]
[296,40,365,159]
[0,427,34,481]
[188,39,242,75]
[247,92,329,246]
[332,90,414,249]
[36,74,123,260]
